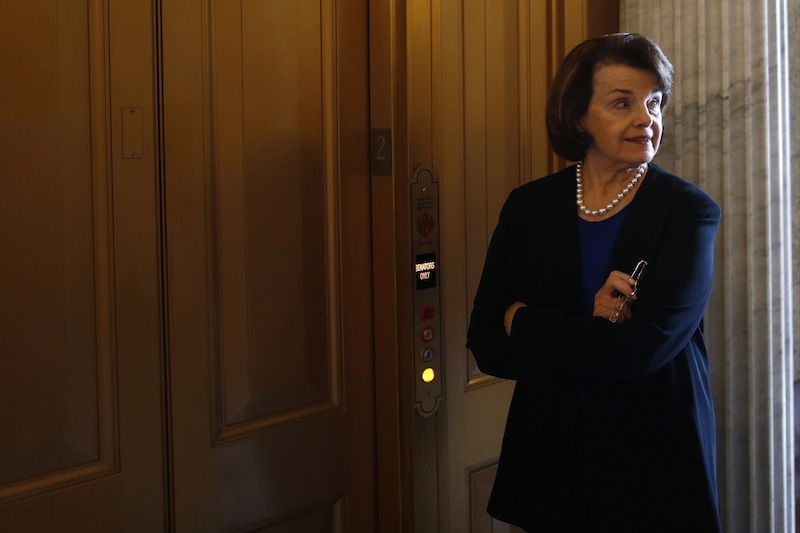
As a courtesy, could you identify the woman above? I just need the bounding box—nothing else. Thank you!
[467,33,721,531]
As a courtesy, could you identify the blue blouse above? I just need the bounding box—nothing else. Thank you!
[578,207,629,314]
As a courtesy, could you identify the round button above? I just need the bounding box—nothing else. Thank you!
[419,305,435,322]
[420,348,435,362]
[419,326,435,342]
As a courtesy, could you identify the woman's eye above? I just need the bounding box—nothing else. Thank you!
[648,98,661,110]
[614,100,630,109]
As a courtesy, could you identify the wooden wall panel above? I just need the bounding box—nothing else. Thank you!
[0,1,117,502]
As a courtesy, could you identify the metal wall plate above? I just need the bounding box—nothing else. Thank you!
[411,166,442,417]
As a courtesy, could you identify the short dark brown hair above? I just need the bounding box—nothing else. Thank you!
[546,33,674,162]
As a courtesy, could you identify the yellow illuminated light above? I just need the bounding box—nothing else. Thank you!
[421,367,435,383]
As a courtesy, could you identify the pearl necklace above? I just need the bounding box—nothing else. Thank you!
[575,162,646,217]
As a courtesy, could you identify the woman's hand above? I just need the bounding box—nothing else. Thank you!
[504,301,528,336]
[594,271,637,323]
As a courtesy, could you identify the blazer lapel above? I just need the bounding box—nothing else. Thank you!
[608,164,669,276]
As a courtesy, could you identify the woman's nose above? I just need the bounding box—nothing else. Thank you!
[634,104,655,126]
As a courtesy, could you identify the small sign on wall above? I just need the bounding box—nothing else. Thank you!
[370,128,392,176]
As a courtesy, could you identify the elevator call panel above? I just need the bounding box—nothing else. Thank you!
[411,166,442,417]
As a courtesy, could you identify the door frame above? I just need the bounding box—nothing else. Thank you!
[368,0,415,531]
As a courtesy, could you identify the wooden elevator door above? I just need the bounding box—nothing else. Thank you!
[0,2,166,530]
[161,0,377,530]
[0,1,377,531]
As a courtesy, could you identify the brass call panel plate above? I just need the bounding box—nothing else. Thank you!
[411,166,442,416]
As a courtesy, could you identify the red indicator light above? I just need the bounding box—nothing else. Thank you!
[419,305,435,322]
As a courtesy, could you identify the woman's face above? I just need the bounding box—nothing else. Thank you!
[579,64,663,169]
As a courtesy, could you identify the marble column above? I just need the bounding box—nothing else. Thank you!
[621,1,797,531]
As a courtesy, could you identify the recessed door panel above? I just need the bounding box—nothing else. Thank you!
[210,0,336,439]
[0,1,110,494]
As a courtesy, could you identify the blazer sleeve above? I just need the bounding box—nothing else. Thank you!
[466,187,570,379]
[467,185,721,381]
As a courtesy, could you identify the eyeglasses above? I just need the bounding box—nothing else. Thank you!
[609,259,648,323]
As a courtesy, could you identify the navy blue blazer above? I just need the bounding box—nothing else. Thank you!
[467,163,721,531]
